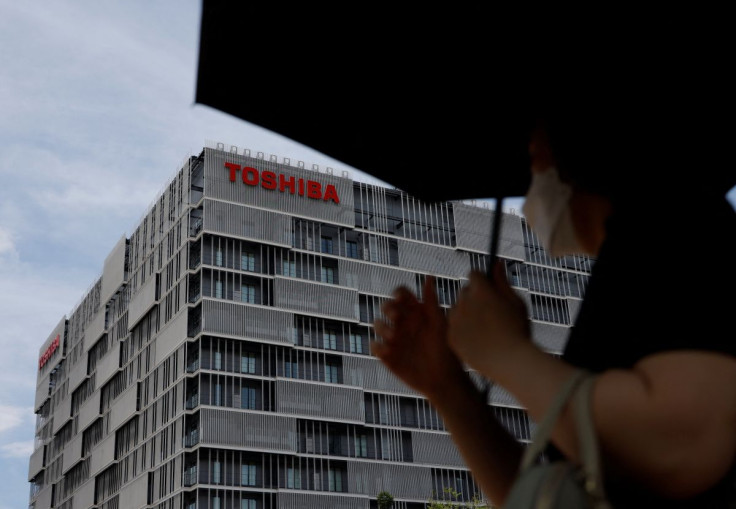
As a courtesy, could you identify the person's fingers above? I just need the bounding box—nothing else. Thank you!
[369,339,386,357]
[373,320,395,343]
[491,262,525,307]
[422,276,439,308]
[393,286,417,305]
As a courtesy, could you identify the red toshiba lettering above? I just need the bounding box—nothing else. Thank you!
[223,163,340,203]
[39,335,60,370]
[261,171,277,190]
[279,174,296,194]
[323,185,340,204]
[224,162,240,182]
[307,180,322,199]
[242,167,259,186]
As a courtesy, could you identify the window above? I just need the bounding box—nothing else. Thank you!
[282,260,296,277]
[241,353,256,374]
[214,351,222,370]
[285,361,299,379]
[328,468,343,492]
[241,463,257,486]
[321,236,333,254]
[215,249,223,266]
[214,384,222,406]
[324,364,338,384]
[241,284,255,303]
[323,332,337,350]
[241,387,256,410]
[329,432,341,455]
[241,252,255,271]
[213,496,220,509]
[241,500,256,509]
[349,334,363,354]
[215,280,222,299]
[378,399,388,424]
[382,438,391,460]
[346,241,358,259]
[287,467,301,489]
[321,266,334,284]
[213,461,221,484]
[354,434,367,457]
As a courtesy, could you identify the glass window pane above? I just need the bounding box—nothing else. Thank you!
[242,253,255,271]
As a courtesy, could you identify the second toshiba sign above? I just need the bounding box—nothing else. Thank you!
[225,163,340,204]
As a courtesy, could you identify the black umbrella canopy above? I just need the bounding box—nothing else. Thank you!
[195,4,535,204]
[196,4,736,203]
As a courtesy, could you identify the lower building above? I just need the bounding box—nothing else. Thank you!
[28,142,593,509]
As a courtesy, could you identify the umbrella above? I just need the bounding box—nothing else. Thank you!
[194,3,736,276]
[194,4,546,273]
[194,4,735,404]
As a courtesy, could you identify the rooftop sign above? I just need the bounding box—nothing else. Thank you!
[39,334,60,370]
[224,163,340,204]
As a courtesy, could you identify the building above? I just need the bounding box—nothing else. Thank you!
[28,143,594,509]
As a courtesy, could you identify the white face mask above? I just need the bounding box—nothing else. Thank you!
[521,167,582,257]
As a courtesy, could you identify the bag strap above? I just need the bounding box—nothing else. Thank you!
[520,369,589,470]
[518,369,610,505]
[573,375,607,503]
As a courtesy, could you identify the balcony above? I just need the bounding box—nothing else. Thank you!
[185,429,200,448]
[189,217,203,238]
[186,359,200,373]
[183,467,198,487]
[186,394,199,410]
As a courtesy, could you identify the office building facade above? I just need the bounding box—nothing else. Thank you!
[28,143,593,509]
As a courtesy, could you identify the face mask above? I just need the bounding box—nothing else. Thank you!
[521,167,582,257]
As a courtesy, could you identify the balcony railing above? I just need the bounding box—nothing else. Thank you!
[183,468,198,487]
[188,316,202,338]
[185,430,200,448]
[186,394,199,410]
[189,217,203,237]
[186,360,200,373]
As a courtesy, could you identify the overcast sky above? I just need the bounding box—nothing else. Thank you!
[1,3,734,508]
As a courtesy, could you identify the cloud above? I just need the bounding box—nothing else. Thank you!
[0,227,16,257]
[0,440,34,458]
[0,406,32,433]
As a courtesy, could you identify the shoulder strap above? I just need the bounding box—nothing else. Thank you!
[520,369,590,470]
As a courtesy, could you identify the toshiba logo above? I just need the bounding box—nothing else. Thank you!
[224,163,340,204]
[39,335,60,370]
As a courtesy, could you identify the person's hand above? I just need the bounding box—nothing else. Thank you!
[447,262,532,379]
[373,276,467,400]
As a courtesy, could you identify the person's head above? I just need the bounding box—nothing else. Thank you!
[523,118,614,258]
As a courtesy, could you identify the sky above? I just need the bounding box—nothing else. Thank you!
[0,2,528,507]
[1,3,735,509]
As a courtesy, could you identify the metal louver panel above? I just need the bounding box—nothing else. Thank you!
[276,380,363,422]
[199,408,297,452]
[202,300,294,344]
